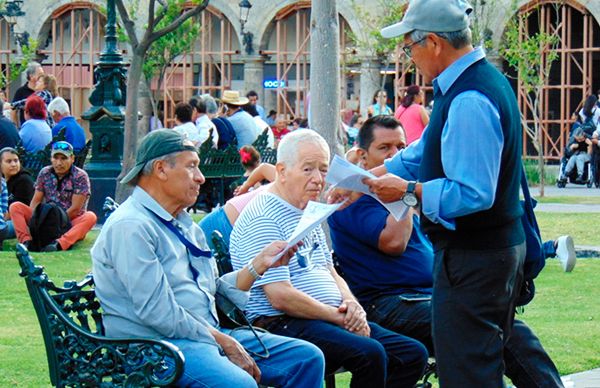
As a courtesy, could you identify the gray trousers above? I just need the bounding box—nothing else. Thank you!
[565,152,591,176]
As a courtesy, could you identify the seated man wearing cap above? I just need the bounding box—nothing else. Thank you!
[91,130,325,387]
[9,141,97,251]
[222,90,260,149]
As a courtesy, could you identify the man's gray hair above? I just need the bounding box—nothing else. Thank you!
[277,129,330,167]
[140,151,179,177]
[410,28,472,50]
[47,97,70,115]
[25,62,42,81]
[201,94,218,115]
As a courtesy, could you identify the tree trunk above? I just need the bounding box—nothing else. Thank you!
[115,48,145,202]
[309,0,344,157]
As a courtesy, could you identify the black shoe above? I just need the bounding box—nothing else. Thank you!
[41,241,61,252]
[575,176,584,184]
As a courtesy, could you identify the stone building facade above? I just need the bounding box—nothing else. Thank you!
[4,0,600,158]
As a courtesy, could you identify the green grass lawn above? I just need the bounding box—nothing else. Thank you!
[0,214,599,387]
[534,196,600,205]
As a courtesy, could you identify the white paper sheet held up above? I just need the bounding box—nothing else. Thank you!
[326,155,408,221]
[270,200,345,264]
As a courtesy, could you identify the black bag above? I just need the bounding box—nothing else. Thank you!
[516,168,546,307]
[28,203,71,251]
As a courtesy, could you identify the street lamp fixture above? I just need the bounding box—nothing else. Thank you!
[238,0,254,55]
[0,0,25,26]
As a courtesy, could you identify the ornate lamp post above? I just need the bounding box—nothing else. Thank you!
[82,0,128,222]
[0,0,28,46]
[239,0,253,55]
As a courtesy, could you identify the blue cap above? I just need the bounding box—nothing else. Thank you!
[381,0,473,38]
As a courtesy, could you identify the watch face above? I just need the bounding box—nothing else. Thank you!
[402,193,418,207]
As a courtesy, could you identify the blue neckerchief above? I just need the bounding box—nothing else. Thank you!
[143,205,212,258]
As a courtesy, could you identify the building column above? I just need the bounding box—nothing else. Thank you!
[242,54,266,103]
[359,58,381,117]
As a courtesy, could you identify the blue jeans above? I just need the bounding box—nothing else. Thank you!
[365,295,562,386]
[0,220,15,247]
[366,294,433,353]
[432,243,526,387]
[542,240,556,258]
[168,327,324,387]
[261,317,428,388]
[198,207,233,251]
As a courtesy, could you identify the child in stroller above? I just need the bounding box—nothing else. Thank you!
[557,127,593,187]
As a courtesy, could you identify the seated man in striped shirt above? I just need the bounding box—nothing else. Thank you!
[230,129,428,388]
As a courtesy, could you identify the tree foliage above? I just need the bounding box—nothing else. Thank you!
[142,3,201,121]
[0,38,39,90]
[114,0,209,201]
[499,2,560,195]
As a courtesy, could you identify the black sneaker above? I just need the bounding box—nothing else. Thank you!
[22,240,32,250]
[41,241,61,252]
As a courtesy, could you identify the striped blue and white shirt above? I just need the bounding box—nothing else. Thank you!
[0,178,8,230]
[230,192,342,321]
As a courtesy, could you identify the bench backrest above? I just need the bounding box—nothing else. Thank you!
[15,244,184,387]
[16,245,104,386]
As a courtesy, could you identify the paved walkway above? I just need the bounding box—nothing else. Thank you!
[562,368,600,387]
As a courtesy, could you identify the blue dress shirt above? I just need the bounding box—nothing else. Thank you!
[384,48,504,230]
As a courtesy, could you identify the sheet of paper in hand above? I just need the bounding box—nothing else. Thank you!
[270,200,345,265]
[326,155,408,221]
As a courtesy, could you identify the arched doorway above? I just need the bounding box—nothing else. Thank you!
[509,1,600,160]
[38,2,106,126]
[262,2,355,120]
[160,5,237,128]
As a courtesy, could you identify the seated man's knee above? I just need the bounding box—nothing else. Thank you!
[357,338,387,367]
[9,201,28,215]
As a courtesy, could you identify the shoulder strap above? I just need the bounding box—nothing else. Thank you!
[143,205,211,258]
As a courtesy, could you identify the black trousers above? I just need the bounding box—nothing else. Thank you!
[432,242,526,387]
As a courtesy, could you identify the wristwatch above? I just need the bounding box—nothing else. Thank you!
[246,261,263,280]
[402,181,419,207]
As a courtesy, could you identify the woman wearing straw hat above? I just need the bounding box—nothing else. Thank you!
[222,90,260,149]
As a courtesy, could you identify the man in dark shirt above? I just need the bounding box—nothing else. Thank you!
[11,62,43,127]
[0,98,20,149]
[330,115,563,387]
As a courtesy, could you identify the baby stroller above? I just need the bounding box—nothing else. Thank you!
[556,154,593,188]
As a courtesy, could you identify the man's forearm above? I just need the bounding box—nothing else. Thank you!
[264,284,343,324]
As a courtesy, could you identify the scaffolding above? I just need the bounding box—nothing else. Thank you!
[0,19,14,96]
[262,1,354,120]
[38,2,106,126]
[517,0,600,160]
[160,5,236,128]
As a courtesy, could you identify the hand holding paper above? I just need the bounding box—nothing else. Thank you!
[326,155,408,221]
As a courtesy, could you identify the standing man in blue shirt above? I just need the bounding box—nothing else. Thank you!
[47,97,87,152]
[356,1,530,385]
[246,90,266,121]
[222,90,260,149]
[331,115,563,387]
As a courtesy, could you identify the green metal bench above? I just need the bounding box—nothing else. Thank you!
[16,129,92,179]
[15,244,184,387]
[196,129,276,211]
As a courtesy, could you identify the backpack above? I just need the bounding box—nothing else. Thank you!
[28,203,71,251]
[516,169,546,307]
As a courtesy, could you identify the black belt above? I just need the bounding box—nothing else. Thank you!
[253,315,286,329]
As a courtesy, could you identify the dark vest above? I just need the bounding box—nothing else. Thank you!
[418,58,524,249]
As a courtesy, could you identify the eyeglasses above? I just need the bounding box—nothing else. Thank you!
[402,37,427,58]
[52,141,73,151]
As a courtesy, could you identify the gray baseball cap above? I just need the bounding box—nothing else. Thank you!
[381,0,473,38]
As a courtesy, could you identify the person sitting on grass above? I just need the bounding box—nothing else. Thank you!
[9,141,96,251]
[91,129,325,387]
[0,147,35,206]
